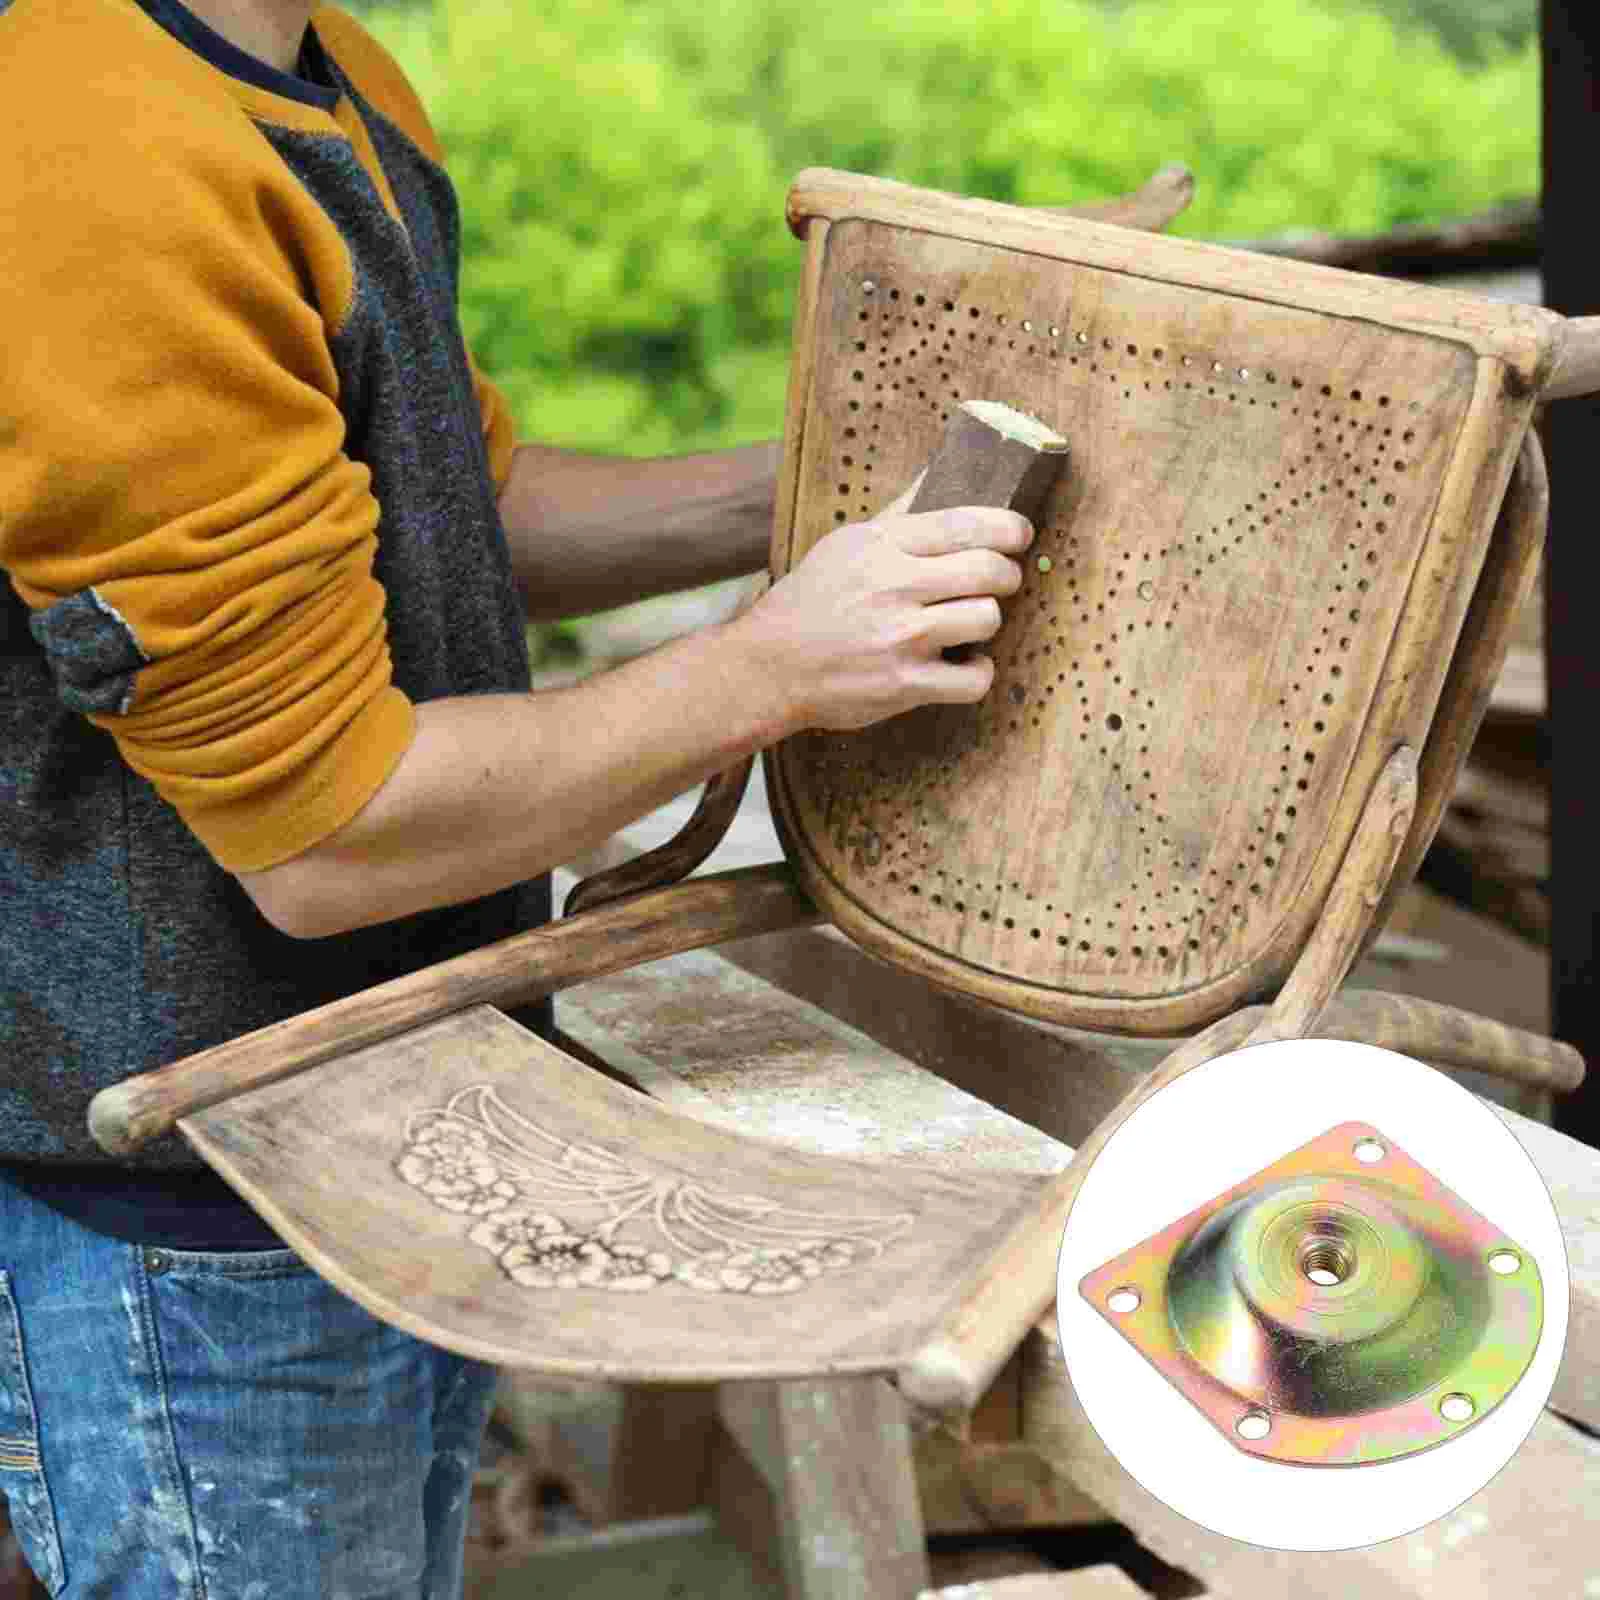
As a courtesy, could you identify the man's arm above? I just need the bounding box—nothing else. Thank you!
[237,491,1032,939]
[496,440,781,621]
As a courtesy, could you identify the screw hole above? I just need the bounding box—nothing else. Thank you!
[1236,1411,1272,1440]
[1300,1239,1355,1287]
[1107,1287,1141,1314]
[1353,1137,1386,1164]
[1439,1393,1475,1423]
[1488,1249,1522,1276]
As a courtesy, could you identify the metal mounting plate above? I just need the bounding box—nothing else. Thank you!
[1078,1121,1543,1466]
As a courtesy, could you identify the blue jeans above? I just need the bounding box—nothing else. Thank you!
[0,1171,497,1598]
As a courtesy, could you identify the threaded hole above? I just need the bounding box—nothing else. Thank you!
[1300,1240,1355,1287]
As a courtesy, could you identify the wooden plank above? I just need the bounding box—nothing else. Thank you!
[707,1416,786,1593]
[1022,1321,1600,1600]
[557,946,1071,1178]
[560,792,1566,1113]
[606,1387,719,1522]
[718,1377,931,1600]
[913,1431,1110,1538]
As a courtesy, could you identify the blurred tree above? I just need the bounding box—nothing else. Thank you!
[1354,0,1533,59]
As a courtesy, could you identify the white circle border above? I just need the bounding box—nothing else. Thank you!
[1053,1037,1569,1552]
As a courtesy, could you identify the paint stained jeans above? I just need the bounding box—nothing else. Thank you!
[0,1171,497,1598]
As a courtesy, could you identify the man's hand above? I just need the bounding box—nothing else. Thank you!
[239,474,1034,939]
[726,474,1034,733]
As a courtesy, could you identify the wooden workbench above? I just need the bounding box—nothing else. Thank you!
[530,805,1600,1598]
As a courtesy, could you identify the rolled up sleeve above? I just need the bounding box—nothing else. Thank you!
[2,123,416,874]
[469,348,519,497]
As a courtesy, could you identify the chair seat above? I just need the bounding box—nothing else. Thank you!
[181,1003,1047,1383]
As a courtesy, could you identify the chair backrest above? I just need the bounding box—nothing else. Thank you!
[765,169,1555,1037]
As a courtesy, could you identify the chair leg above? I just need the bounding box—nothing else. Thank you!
[1038,163,1197,233]
[606,1384,720,1522]
[715,1376,931,1600]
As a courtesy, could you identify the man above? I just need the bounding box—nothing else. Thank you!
[0,0,1030,1592]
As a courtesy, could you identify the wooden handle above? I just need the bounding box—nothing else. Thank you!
[88,864,821,1156]
[1545,315,1600,401]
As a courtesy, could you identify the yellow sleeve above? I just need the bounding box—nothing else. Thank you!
[469,349,520,496]
[2,59,415,874]
[313,6,520,494]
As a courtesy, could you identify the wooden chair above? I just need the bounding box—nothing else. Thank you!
[91,166,1594,1598]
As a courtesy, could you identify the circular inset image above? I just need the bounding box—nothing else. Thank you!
[1054,1039,1568,1551]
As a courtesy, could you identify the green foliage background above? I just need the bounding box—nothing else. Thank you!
[334,0,1536,652]
[1343,0,1534,58]
[358,0,1537,462]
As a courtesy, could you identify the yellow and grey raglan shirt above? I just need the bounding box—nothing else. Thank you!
[1,0,552,1199]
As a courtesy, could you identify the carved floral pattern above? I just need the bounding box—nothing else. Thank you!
[393,1086,912,1295]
